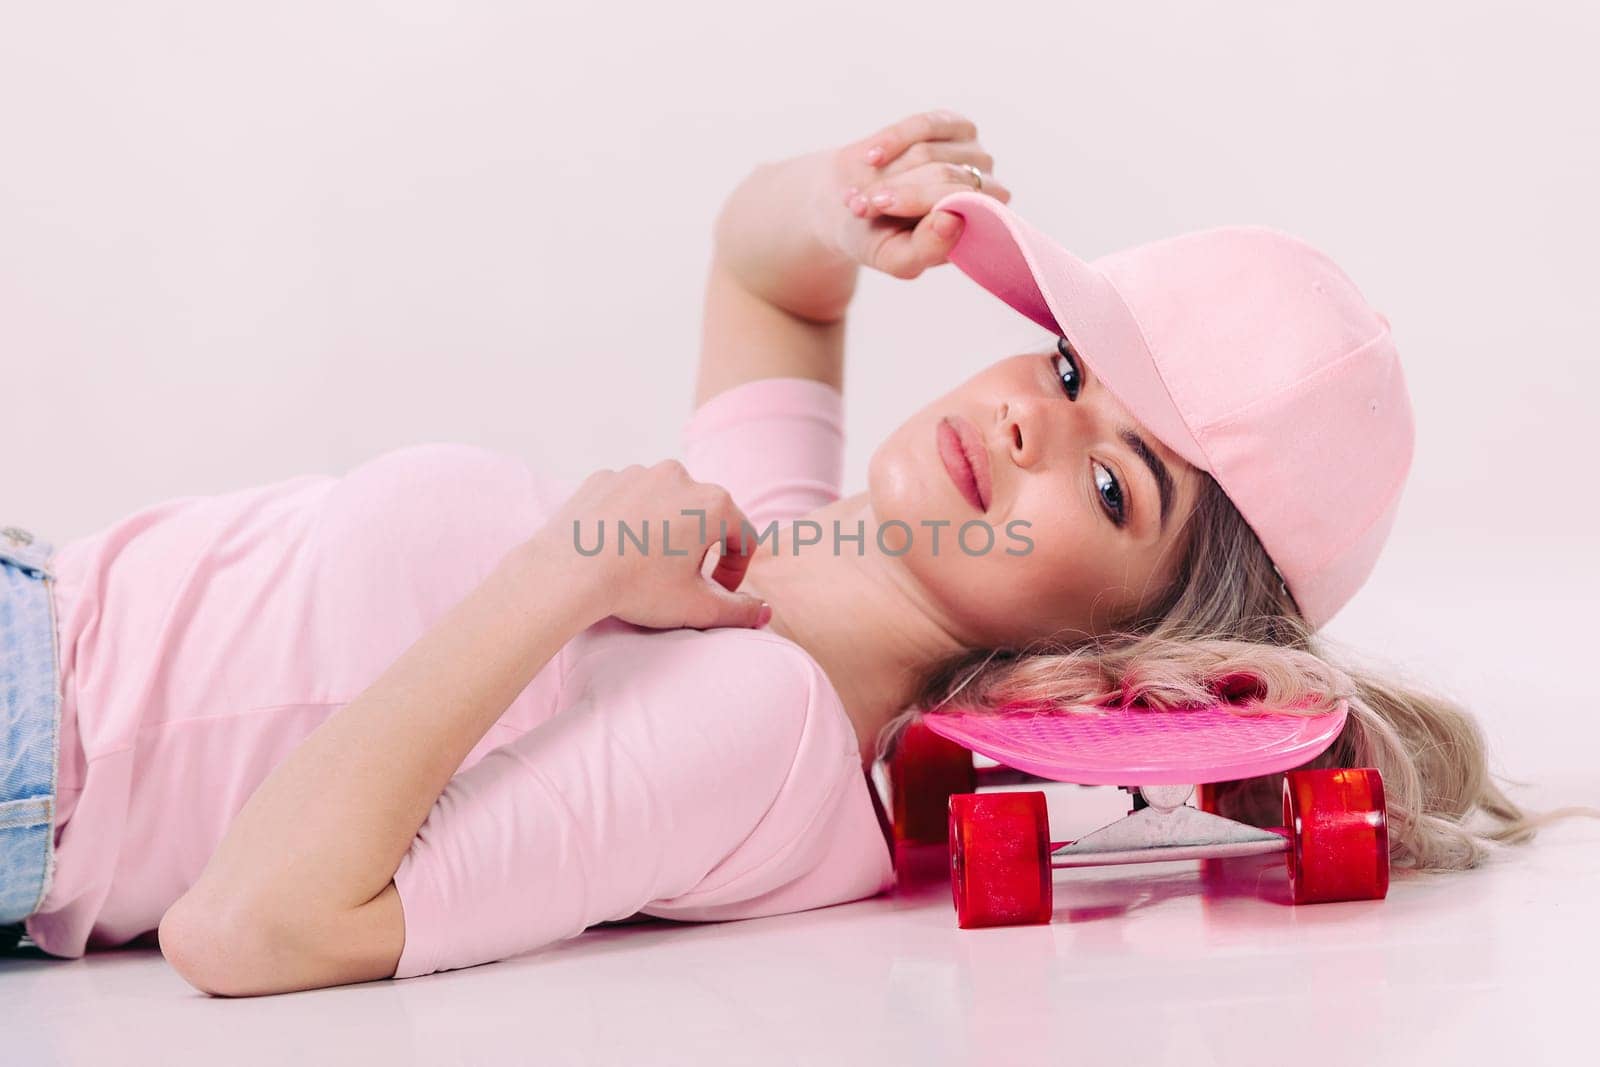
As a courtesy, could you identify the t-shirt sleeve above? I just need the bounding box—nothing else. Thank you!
[679,376,845,529]
[387,628,890,980]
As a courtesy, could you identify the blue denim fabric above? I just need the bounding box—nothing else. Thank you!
[0,525,61,937]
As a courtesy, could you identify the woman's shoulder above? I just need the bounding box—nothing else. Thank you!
[678,625,845,707]
[569,621,858,759]
[680,377,846,530]
[615,626,893,918]
[577,622,839,699]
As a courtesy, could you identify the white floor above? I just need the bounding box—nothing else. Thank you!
[4,775,1597,1067]
[5,529,1599,1066]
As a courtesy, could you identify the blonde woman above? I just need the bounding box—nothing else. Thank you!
[0,109,1550,996]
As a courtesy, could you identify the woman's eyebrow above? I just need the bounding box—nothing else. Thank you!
[1117,426,1175,534]
[1067,344,1176,535]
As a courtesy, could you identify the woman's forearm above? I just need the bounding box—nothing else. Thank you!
[168,537,606,942]
[696,257,847,406]
[696,155,859,407]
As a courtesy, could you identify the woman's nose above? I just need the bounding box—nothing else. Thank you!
[1000,397,1045,469]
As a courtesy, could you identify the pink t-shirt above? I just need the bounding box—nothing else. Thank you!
[26,376,897,977]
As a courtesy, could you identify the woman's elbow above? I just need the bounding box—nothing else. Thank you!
[159,885,404,996]
[159,891,314,997]
[156,895,262,998]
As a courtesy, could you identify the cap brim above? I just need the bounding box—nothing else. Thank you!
[932,190,1208,472]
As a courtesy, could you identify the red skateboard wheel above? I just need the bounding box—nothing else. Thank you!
[889,720,976,845]
[948,791,1053,928]
[1282,768,1390,904]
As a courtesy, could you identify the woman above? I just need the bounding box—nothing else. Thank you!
[0,109,1546,996]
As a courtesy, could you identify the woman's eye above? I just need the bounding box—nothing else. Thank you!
[1052,336,1125,527]
[1053,337,1081,401]
[1093,461,1127,527]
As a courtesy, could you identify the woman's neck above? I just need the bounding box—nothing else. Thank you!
[739,491,967,767]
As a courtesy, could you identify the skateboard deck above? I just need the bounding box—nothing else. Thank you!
[920,699,1348,786]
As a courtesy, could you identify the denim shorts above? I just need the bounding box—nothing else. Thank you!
[0,525,62,952]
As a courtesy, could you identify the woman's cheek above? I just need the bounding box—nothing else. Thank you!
[998,498,1095,613]
[866,433,923,528]
[867,424,967,534]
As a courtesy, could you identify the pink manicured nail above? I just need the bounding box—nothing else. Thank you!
[849,193,867,214]
[843,185,859,205]
[756,603,773,627]
[865,146,884,165]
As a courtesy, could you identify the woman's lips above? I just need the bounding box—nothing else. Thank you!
[936,415,992,513]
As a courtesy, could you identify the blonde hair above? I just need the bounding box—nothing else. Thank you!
[875,469,1593,871]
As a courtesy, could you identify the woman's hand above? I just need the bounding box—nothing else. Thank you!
[712,107,1010,323]
[818,107,1012,281]
[532,460,769,632]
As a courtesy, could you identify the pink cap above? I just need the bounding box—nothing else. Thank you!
[932,190,1415,631]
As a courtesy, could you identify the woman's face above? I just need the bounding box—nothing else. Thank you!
[867,339,1202,648]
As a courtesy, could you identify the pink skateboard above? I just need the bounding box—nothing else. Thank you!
[886,702,1389,928]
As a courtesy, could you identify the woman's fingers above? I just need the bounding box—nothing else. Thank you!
[687,583,769,631]
[851,161,1012,220]
[823,108,1010,284]
[858,109,980,169]
[541,460,773,631]
[843,140,996,213]
[701,491,757,594]
[683,491,767,630]
[850,138,995,191]
[869,208,968,281]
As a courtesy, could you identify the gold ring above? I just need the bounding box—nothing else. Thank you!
[958,163,984,191]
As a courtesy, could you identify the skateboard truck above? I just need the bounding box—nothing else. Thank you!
[1052,785,1287,868]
